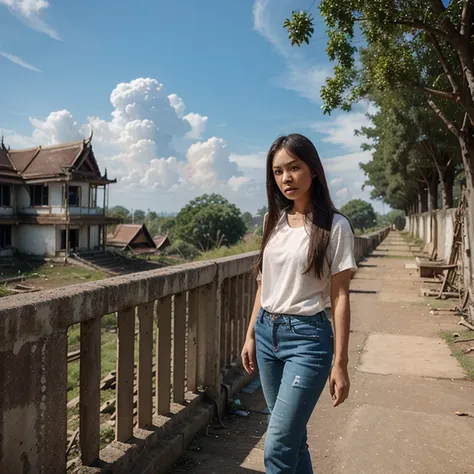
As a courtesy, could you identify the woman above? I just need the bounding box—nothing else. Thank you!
[241,133,355,474]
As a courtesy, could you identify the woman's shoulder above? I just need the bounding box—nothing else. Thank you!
[331,212,354,235]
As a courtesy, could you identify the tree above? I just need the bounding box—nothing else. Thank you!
[284,2,474,288]
[133,209,146,224]
[357,79,463,211]
[146,211,158,221]
[163,240,200,260]
[340,199,376,231]
[174,194,247,251]
[241,211,254,230]
[257,206,268,218]
[108,205,130,223]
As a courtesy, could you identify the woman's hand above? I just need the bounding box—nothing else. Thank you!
[241,335,257,374]
[329,362,350,407]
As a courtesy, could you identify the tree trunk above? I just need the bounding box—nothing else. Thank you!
[419,187,428,213]
[442,166,454,208]
[428,174,438,211]
[458,130,474,322]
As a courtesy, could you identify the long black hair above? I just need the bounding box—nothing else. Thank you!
[255,133,340,279]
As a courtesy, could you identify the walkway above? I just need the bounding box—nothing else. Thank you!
[169,232,474,474]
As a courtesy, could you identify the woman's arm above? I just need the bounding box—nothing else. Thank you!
[241,280,262,374]
[329,268,351,407]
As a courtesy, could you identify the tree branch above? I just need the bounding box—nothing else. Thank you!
[460,0,473,38]
[427,32,461,95]
[429,0,462,40]
[428,99,460,138]
[413,83,457,101]
[390,20,450,40]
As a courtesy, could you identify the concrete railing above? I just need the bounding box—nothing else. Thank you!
[354,227,391,260]
[0,230,389,473]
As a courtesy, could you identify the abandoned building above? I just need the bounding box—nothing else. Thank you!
[0,135,118,257]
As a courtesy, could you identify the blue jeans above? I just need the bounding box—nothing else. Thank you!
[254,308,334,474]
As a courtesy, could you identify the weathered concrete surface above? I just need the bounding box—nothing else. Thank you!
[359,333,466,379]
[171,232,474,474]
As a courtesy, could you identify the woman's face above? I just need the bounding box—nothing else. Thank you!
[272,148,313,205]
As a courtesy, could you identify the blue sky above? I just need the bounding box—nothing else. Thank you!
[0,0,381,214]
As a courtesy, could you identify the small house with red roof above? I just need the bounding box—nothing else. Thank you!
[107,224,157,255]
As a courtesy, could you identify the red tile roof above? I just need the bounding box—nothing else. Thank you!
[3,137,115,184]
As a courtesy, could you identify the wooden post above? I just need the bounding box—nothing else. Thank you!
[187,288,199,392]
[116,308,135,442]
[173,292,186,404]
[138,302,154,428]
[80,317,101,465]
[156,296,172,415]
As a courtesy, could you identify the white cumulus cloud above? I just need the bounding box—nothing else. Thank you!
[186,137,239,187]
[184,112,208,139]
[29,109,82,144]
[3,77,256,211]
[229,151,267,170]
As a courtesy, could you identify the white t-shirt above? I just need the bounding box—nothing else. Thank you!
[258,211,356,316]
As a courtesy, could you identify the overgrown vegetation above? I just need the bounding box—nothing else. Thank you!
[195,235,261,261]
[440,330,474,382]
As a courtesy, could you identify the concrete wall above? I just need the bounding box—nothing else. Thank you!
[407,207,473,323]
[89,225,100,249]
[406,209,456,261]
[16,224,56,256]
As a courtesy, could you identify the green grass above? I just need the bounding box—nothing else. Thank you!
[0,286,14,297]
[141,254,186,266]
[194,235,261,261]
[440,330,474,381]
[400,232,424,247]
[66,312,151,402]
[25,263,105,285]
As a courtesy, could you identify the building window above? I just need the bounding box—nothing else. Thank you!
[89,185,98,208]
[0,184,11,207]
[30,185,49,206]
[63,185,81,207]
[0,225,12,248]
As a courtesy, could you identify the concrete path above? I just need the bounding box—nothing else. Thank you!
[169,232,474,474]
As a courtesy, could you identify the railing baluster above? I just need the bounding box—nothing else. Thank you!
[239,275,246,351]
[220,278,229,369]
[138,302,154,428]
[241,274,249,346]
[187,288,199,392]
[202,280,220,404]
[233,277,240,362]
[80,317,101,465]
[156,296,172,415]
[116,308,135,442]
[197,286,207,387]
[173,292,186,404]
[228,277,237,364]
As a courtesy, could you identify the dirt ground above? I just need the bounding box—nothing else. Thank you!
[169,232,474,474]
